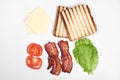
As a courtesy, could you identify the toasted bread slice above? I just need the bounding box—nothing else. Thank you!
[61,5,97,41]
[53,6,68,38]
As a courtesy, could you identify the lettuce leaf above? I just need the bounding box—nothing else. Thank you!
[73,38,98,74]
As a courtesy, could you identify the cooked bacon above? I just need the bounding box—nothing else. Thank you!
[44,42,58,58]
[47,58,61,75]
[58,40,73,73]
[44,42,61,75]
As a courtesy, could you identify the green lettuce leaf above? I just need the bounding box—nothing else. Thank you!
[73,38,98,74]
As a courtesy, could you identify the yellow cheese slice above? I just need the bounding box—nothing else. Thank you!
[25,7,51,34]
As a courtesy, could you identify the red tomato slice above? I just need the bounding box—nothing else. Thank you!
[27,43,42,56]
[26,56,42,69]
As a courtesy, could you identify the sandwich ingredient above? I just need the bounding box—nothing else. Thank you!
[47,58,61,75]
[58,40,73,73]
[26,43,43,69]
[27,43,42,56]
[61,5,97,41]
[73,38,98,74]
[44,40,73,75]
[26,56,42,69]
[45,42,61,75]
[53,4,97,41]
[25,7,51,34]
[53,6,68,38]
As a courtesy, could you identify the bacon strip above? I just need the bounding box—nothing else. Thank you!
[58,40,73,73]
[44,42,61,75]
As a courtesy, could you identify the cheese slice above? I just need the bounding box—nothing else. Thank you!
[25,7,51,34]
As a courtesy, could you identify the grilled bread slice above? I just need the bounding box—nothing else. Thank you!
[61,4,97,41]
[53,6,68,38]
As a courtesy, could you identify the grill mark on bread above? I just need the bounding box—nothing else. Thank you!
[75,6,86,37]
[62,14,68,38]
[61,9,74,40]
[80,5,92,36]
[56,6,64,37]
[53,6,60,36]
[79,5,89,36]
[66,9,77,40]
[53,6,68,38]
[78,6,89,36]
[82,5,93,35]
[71,8,82,39]
[62,7,68,38]
[85,5,97,32]
[68,8,81,40]
[59,7,67,37]
[73,7,83,38]
[58,13,63,37]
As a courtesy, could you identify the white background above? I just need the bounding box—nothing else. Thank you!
[0,0,120,80]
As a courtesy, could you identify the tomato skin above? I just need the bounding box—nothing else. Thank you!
[27,43,42,56]
[26,56,42,69]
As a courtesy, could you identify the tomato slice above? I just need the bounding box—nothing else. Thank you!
[27,43,42,56]
[26,56,42,69]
